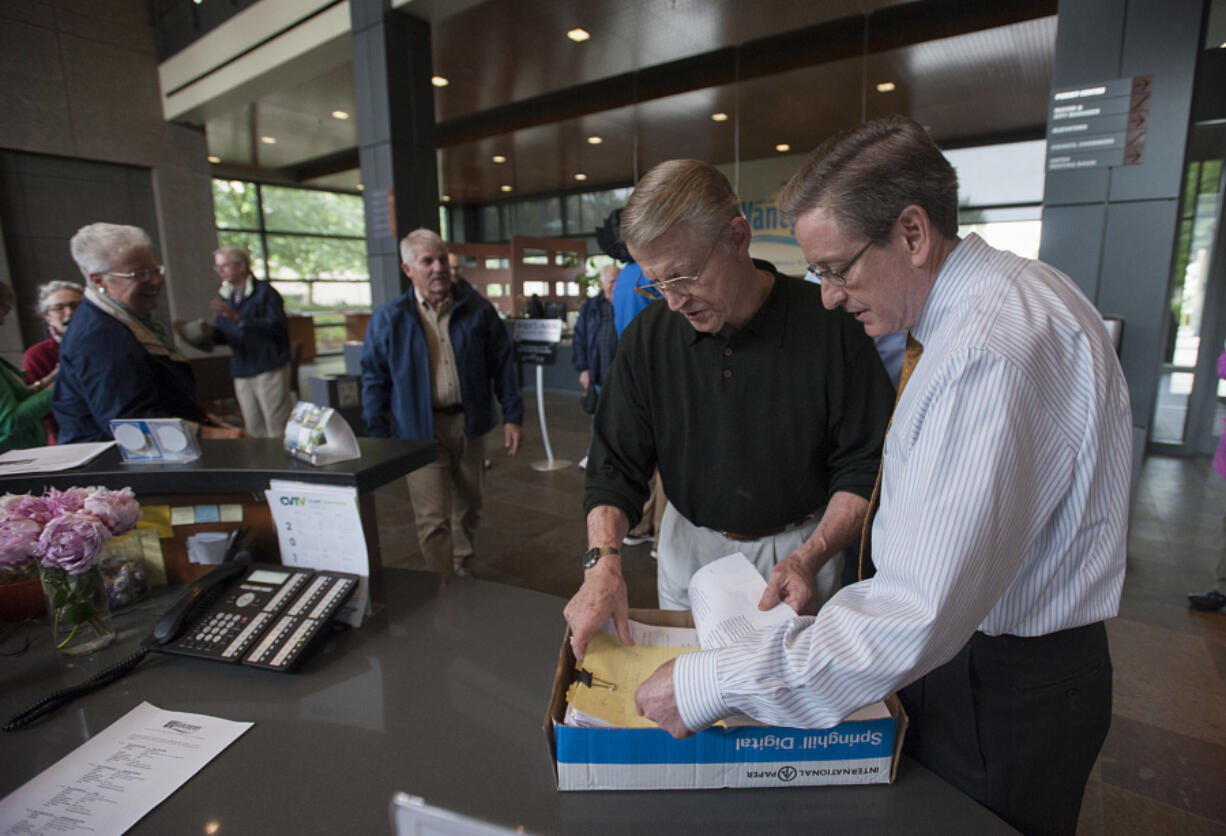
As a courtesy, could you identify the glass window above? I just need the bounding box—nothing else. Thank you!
[213,180,260,230]
[211,178,371,353]
[510,197,563,237]
[481,205,502,241]
[260,186,365,236]
[580,188,632,232]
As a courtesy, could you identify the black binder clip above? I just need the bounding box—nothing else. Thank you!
[574,668,616,691]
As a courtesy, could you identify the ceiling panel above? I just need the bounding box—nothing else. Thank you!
[203,1,1057,205]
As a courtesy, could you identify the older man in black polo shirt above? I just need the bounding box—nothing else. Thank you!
[565,159,893,657]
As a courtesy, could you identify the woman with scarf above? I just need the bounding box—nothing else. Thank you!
[53,223,242,444]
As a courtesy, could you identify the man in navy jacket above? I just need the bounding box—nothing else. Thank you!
[361,229,523,576]
[211,247,293,437]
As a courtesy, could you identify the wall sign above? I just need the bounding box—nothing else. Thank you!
[1046,75,1152,171]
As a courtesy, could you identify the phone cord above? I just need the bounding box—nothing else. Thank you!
[4,646,150,732]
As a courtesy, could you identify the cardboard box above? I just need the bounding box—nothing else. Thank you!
[544,608,907,791]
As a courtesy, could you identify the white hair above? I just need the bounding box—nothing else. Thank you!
[212,246,250,268]
[69,223,153,279]
[36,280,84,315]
[399,228,446,265]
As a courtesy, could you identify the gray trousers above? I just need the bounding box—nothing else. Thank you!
[655,502,842,610]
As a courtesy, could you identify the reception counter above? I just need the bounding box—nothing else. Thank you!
[0,439,435,583]
[0,570,1016,835]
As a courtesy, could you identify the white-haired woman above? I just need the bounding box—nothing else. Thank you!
[23,280,83,444]
[53,222,242,443]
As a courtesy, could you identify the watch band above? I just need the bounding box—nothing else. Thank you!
[582,546,620,570]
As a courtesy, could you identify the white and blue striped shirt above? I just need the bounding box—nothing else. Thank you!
[674,234,1132,732]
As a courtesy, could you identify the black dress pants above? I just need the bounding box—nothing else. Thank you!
[899,622,1112,836]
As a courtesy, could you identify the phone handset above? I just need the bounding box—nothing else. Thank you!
[148,562,246,647]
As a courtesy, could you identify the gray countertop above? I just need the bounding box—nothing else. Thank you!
[0,570,1015,835]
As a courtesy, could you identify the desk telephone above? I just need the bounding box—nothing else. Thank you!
[153,562,359,671]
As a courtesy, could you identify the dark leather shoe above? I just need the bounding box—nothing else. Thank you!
[1188,589,1226,612]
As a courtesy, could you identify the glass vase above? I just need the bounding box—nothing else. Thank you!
[40,563,115,656]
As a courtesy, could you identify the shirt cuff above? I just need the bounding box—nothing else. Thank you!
[673,649,733,732]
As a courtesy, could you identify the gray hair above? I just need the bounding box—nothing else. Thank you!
[399,228,446,265]
[69,223,153,279]
[620,160,742,249]
[213,246,250,268]
[779,116,960,241]
[36,280,84,315]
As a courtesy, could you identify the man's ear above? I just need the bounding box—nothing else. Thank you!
[896,205,936,268]
[727,216,753,261]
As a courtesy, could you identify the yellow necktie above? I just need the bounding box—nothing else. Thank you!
[858,334,923,580]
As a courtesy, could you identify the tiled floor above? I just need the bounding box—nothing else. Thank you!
[369,390,1226,833]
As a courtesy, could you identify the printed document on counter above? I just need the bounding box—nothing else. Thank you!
[0,702,252,835]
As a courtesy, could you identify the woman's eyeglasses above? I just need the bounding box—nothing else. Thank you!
[103,265,164,283]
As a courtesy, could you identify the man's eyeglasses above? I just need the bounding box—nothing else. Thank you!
[635,234,722,299]
[805,240,872,287]
[103,265,164,283]
[45,301,80,314]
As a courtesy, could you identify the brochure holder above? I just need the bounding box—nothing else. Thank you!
[282,401,361,465]
[110,418,202,463]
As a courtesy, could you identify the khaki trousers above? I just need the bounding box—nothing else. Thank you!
[627,470,666,540]
[655,502,841,610]
[234,364,293,438]
[407,410,485,574]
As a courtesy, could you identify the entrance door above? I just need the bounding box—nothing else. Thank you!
[1150,122,1226,456]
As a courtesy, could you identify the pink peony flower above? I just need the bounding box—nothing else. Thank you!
[0,516,42,568]
[83,487,141,535]
[37,511,112,575]
[0,493,55,525]
[45,487,93,515]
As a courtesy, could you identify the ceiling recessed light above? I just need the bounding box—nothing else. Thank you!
[441,194,451,202]
[492,154,507,163]
[567,28,590,42]
[431,76,449,87]
[587,135,603,145]
[207,155,220,164]
[260,136,277,145]
[711,112,729,122]
[331,109,350,120]
[775,143,790,152]
[574,173,587,181]
[876,81,896,93]
[500,185,512,192]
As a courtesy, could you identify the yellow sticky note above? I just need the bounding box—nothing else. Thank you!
[170,506,196,526]
[138,529,167,585]
[138,505,174,538]
[569,630,697,728]
[219,504,244,523]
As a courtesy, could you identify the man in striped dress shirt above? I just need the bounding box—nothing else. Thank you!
[636,116,1131,836]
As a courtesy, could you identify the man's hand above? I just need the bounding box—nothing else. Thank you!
[563,558,633,660]
[578,370,591,390]
[635,659,693,738]
[760,550,819,615]
[209,298,239,322]
[504,423,522,456]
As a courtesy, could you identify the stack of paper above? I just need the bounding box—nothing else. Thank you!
[565,553,891,730]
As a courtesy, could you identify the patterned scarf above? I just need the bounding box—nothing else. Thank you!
[84,286,184,362]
